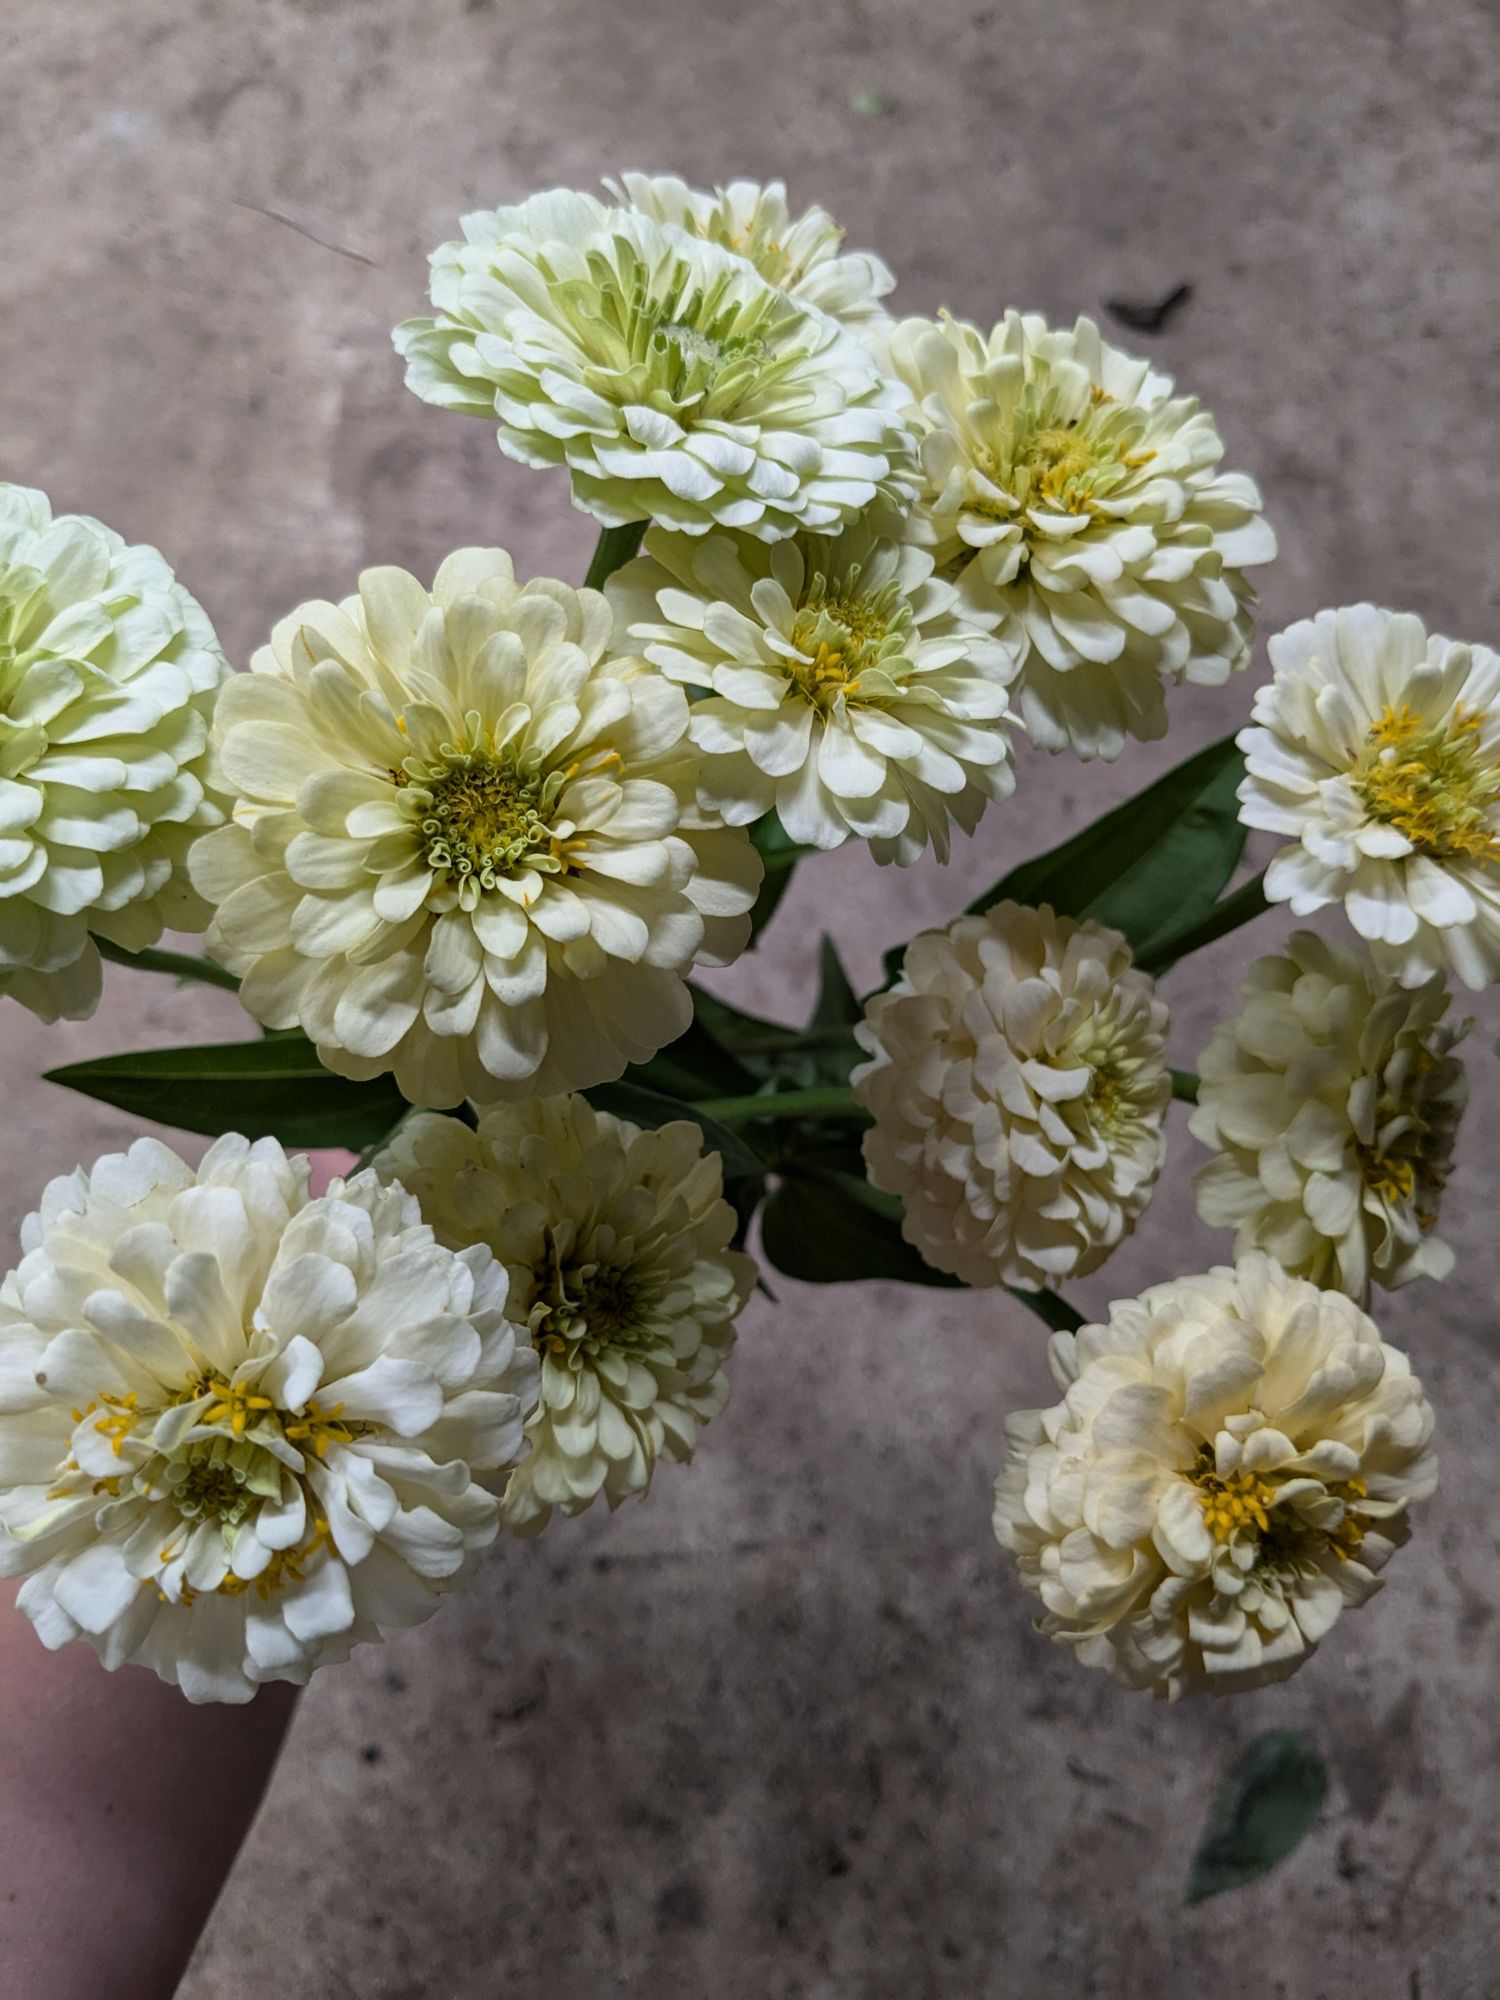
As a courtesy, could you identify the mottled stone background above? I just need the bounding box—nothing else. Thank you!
[3,1,1498,1994]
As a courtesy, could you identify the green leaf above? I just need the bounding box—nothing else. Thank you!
[762,1149,964,1287]
[885,735,1247,982]
[583,1078,765,1183]
[691,982,859,1092]
[748,810,813,942]
[46,1035,405,1148]
[1186,1731,1329,1905]
[763,1148,1082,1325]
[630,1009,758,1101]
[811,934,860,1030]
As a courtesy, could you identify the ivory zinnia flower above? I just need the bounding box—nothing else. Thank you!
[993,1254,1437,1696]
[884,312,1276,760]
[0,482,229,1022]
[0,1136,538,1703]
[1238,604,1500,991]
[394,189,914,539]
[191,550,760,1107]
[1189,932,1465,1303]
[606,524,1017,862]
[605,173,895,329]
[852,901,1170,1287]
[376,1095,754,1535]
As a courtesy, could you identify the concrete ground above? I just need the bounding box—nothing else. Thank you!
[3,1,1499,1993]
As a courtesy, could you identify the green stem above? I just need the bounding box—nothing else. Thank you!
[96,936,242,994]
[1170,1068,1200,1105]
[1008,1285,1085,1334]
[1138,872,1271,977]
[583,520,648,591]
[694,1085,866,1125]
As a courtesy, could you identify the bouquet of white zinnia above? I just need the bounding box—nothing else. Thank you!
[5,170,1476,1721]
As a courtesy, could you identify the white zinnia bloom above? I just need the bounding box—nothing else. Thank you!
[376,1095,755,1535]
[993,1254,1436,1697]
[0,1135,538,1703]
[884,312,1276,760]
[190,550,760,1108]
[1238,604,1500,991]
[606,524,1017,863]
[394,189,915,540]
[605,172,895,329]
[0,482,229,1022]
[1189,932,1465,1304]
[852,901,1170,1287]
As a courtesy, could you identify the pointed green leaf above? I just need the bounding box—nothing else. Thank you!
[46,1036,405,1148]
[1186,1731,1329,1905]
[811,934,860,1030]
[762,1151,964,1287]
[884,735,1247,983]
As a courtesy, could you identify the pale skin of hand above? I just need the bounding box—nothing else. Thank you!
[0,1579,296,2000]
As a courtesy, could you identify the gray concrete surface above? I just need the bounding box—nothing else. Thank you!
[3,1,1499,1994]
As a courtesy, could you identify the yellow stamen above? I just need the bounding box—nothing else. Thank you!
[1352,703,1500,864]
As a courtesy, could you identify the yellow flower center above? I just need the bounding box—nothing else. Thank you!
[976,381,1157,530]
[1351,703,1500,865]
[52,1370,379,1603]
[1193,1457,1278,1542]
[1190,1449,1370,1565]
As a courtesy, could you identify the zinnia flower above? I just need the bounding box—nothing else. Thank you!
[1189,931,1465,1303]
[376,1095,754,1534]
[605,172,895,328]
[993,1254,1437,1696]
[606,523,1017,863]
[394,189,914,539]
[0,1135,538,1703]
[884,311,1276,760]
[852,900,1170,1287]
[0,482,229,1022]
[190,549,760,1107]
[1238,604,1500,991]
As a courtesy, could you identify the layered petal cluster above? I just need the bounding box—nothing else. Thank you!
[394,190,915,539]
[606,172,895,329]
[884,312,1276,760]
[1239,604,1500,991]
[993,1254,1436,1696]
[0,483,229,1022]
[606,524,1017,863]
[1190,932,1465,1303]
[0,1136,538,1703]
[376,1095,754,1534]
[191,550,760,1107]
[852,901,1170,1287]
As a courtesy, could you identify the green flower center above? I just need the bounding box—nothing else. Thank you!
[404,742,571,892]
[1350,702,1500,865]
[164,1438,277,1526]
[651,319,770,403]
[555,233,798,420]
[786,564,913,711]
[531,1242,658,1360]
[975,383,1155,527]
[0,558,47,709]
